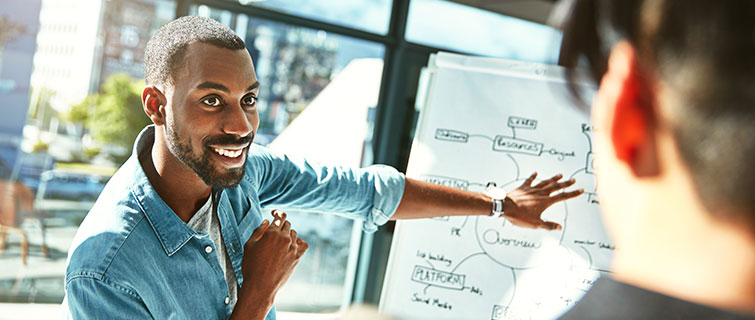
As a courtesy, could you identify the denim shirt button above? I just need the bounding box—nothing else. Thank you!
[224,296,230,304]
[205,246,213,253]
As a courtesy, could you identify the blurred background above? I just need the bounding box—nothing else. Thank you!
[0,0,562,317]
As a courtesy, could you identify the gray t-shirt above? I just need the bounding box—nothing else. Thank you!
[187,194,239,310]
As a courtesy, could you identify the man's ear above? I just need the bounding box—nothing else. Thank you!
[142,85,167,126]
[599,41,659,177]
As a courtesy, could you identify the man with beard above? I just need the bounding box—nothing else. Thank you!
[62,16,581,319]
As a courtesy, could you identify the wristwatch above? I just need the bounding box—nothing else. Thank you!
[484,182,506,218]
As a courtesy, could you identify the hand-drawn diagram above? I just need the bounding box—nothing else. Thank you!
[380,53,610,320]
[382,116,612,320]
[435,116,577,161]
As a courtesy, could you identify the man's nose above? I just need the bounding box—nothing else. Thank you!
[221,103,253,138]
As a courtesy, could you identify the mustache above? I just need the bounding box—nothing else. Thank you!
[203,133,254,147]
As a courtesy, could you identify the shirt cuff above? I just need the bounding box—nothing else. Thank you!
[363,165,405,233]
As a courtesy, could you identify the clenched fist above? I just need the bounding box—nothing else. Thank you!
[230,210,309,320]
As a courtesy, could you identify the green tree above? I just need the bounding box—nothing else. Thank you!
[68,74,151,164]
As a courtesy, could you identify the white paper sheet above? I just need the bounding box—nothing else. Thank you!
[379,52,612,320]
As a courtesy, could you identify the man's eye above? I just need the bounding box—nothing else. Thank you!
[242,95,257,106]
[202,96,222,107]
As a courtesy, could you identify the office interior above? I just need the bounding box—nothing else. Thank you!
[0,0,564,318]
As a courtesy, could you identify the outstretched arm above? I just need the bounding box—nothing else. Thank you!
[391,172,583,230]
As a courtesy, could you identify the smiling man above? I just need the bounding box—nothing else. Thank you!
[62,16,582,319]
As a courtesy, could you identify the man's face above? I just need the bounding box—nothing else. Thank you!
[164,42,260,188]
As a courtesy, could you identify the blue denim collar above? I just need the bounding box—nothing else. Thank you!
[128,125,198,257]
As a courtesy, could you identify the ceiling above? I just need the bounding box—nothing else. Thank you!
[447,0,558,24]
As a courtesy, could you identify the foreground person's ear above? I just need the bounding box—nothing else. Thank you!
[142,85,167,126]
[600,41,660,177]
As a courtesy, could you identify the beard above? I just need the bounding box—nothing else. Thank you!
[165,120,253,188]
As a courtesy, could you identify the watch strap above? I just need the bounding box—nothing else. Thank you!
[490,198,504,217]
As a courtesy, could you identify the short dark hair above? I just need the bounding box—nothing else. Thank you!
[144,16,246,86]
[561,1,755,229]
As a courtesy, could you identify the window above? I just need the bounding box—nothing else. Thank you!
[191,5,386,312]
[0,0,175,306]
[119,25,140,47]
[219,0,393,35]
[405,0,562,64]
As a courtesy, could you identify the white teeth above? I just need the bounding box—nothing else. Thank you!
[213,148,242,158]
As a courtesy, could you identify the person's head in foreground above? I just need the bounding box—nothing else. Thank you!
[560,0,755,317]
[142,15,259,189]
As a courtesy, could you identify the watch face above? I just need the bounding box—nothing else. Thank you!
[485,186,507,199]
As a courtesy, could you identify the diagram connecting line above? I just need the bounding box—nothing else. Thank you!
[458,216,469,229]
[506,154,520,180]
[581,123,593,153]
[467,134,495,142]
[435,125,577,161]
[507,268,517,308]
[580,245,593,269]
[450,252,487,274]
[560,201,569,244]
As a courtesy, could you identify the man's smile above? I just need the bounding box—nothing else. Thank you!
[210,144,249,158]
[208,142,250,168]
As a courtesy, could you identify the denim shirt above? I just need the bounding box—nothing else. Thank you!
[62,126,405,319]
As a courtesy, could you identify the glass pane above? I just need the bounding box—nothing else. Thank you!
[220,0,392,35]
[406,0,562,64]
[192,5,386,313]
[1,0,175,307]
